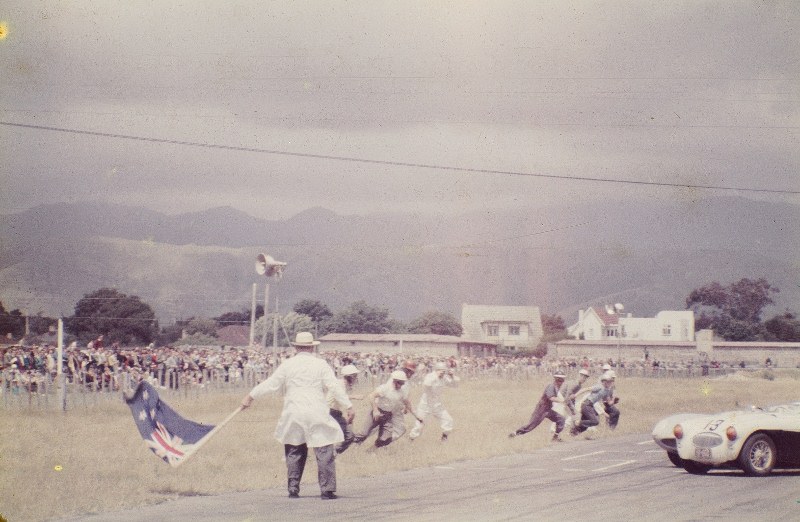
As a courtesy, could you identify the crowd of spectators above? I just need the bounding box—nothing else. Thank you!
[0,339,789,399]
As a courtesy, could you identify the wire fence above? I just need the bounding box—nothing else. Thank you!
[0,363,754,411]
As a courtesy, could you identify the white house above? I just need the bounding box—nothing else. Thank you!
[621,310,695,342]
[567,306,621,341]
[461,303,543,351]
[568,306,695,342]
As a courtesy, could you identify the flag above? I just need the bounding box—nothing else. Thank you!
[125,381,214,467]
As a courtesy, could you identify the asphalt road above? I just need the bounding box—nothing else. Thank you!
[64,433,799,522]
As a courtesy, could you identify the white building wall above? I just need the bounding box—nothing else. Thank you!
[620,311,695,342]
[582,314,606,341]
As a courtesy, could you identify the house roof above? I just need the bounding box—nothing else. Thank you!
[590,306,619,326]
[462,304,542,323]
[460,304,543,340]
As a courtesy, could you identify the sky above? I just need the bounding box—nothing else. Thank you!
[1,1,798,220]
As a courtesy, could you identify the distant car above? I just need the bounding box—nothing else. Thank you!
[651,413,705,466]
[672,401,800,475]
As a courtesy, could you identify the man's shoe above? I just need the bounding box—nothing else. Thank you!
[441,433,449,441]
[288,491,299,498]
[551,434,563,442]
[508,432,516,438]
[320,492,338,500]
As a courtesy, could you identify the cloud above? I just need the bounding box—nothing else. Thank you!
[1,1,798,219]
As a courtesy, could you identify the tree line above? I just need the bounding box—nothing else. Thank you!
[2,277,798,347]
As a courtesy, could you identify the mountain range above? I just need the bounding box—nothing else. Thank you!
[1,196,797,326]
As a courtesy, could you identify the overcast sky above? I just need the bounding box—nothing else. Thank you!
[1,1,798,220]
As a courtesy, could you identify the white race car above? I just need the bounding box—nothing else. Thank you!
[651,413,705,466]
[671,401,800,475]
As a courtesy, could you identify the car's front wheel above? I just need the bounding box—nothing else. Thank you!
[682,460,712,474]
[667,451,682,467]
[738,433,776,476]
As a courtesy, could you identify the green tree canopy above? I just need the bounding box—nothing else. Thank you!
[327,300,394,334]
[685,278,778,341]
[67,288,158,346]
[255,311,315,347]
[535,313,570,358]
[293,300,333,324]
[183,317,218,337]
[407,310,462,336]
[214,309,253,327]
[541,313,567,336]
[0,301,25,339]
[763,311,800,342]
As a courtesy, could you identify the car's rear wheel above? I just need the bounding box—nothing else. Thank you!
[682,460,711,474]
[738,433,776,476]
[667,451,682,467]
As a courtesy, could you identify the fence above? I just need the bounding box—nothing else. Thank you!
[0,367,272,411]
[1,361,763,412]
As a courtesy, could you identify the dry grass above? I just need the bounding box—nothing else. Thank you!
[2,372,798,522]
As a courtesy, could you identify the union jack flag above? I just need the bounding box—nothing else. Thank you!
[125,381,214,467]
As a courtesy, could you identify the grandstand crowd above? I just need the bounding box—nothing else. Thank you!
[0,338,779,400]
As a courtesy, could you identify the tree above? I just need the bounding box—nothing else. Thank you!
[408,311,462,336]
[536,313,570,358]
[327,300,394,334]
[67,288,158,345]
[255,311,315,347]
[214,309,253,327]
[541,314,567,336]
[156,323,183,346]
[28,313,58,336]
[0,301,25,339]
[293,299,333,334]
[685,278,778,341]
[183,317,218,337]
[763,311,800,342]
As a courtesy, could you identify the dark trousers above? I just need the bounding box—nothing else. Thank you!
[577,400,620,432]
[353,408,394,447]
[284,443,336,495]
[576,400,600,433]
[516,403,565,435]
[604,403,620,429]
[330,409,354,454]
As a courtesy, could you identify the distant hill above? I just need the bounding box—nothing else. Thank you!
[1,197,797,325]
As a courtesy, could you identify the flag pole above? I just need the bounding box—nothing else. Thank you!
[173,405,243,468]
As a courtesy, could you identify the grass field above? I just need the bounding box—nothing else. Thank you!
[2,372,798,522]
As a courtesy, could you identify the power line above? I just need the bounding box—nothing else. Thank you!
[1,121,797,195]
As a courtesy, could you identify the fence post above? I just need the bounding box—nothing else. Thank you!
[57,319,67,412]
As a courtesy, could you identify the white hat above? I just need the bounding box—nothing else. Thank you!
[553,372,566,379]
[434,362,448,371]
[391,370,408,382]
[602,364,612,371]
[291,331,320,347]
[579,369,591,377]
[341,364,359,376]
[601,371,616,381]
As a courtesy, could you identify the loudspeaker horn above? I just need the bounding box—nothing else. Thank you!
[256,253,287,278]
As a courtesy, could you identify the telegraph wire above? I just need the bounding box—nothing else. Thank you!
[1,121,797,195]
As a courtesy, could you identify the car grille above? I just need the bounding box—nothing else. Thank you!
[692,432,723,448]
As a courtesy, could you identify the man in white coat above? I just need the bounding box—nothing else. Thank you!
[241,332,353,500]
[409,361,459,441]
